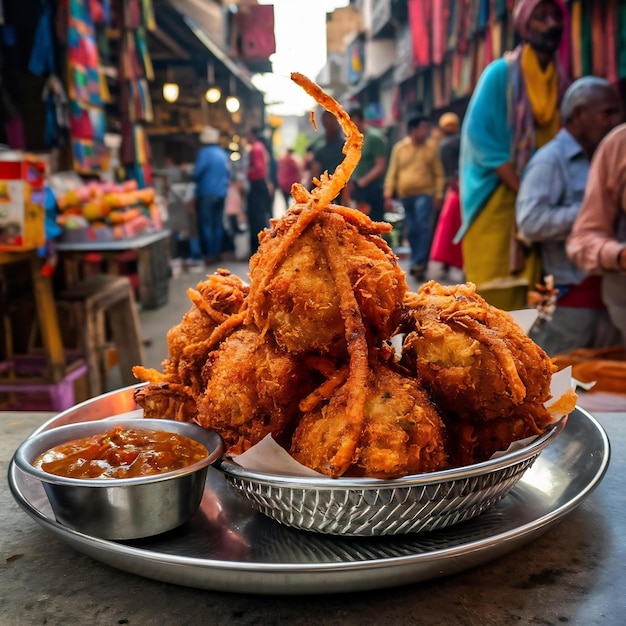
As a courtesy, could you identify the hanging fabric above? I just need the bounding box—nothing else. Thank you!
[570,0,582,78]
[619,0,626,79]
[432,0,446,66]
[408,0,431,68]
[605,0,618,85]
[28,2,56,76]
[591,1,605,78]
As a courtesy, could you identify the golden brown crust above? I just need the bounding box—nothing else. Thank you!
[131,77,564,479]
[291,362,447,478]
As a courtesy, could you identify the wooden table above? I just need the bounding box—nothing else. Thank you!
[54,230,171,309]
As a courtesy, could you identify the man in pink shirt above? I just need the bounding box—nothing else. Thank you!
[567,123,626,345]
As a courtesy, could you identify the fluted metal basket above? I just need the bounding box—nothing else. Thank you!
[219,419,565,536]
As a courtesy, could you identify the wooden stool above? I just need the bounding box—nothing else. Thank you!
[56,275,145,397]
[0,250,87,412]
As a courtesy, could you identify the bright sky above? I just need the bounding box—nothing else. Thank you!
[253,0,349,116]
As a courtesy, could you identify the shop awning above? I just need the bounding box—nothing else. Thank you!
[162,0,257,93]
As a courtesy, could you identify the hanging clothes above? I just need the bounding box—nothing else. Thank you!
[605,0,618,85]
[619,0,626,79]
[570,0,582,78]
[408,0,431,68]
[432,0,450,66]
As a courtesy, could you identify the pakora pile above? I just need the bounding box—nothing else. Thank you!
[133,73,573,478]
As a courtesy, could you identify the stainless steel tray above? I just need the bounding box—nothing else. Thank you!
[8,385,610,595]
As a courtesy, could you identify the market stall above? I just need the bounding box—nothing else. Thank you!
[0,0,165,411]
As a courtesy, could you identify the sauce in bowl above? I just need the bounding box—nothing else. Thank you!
[33,425,208,479]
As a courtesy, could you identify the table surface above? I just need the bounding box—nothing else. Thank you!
[2,410,625,625]
[53,229,171,252]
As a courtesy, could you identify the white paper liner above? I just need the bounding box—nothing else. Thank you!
[231,309,575,478]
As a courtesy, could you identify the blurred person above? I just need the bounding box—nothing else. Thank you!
[428,112,464,283]
[246,127,273,256]
[193,126,229,265]
[163,154,197,264]
[277,148,302,207]
[458,0,569,310]
[384,114,445,281]
[347,107,388,222]
[567,123,626,346]
[310,110,344,189]
[222,171,248,260]
[516,77,622,355]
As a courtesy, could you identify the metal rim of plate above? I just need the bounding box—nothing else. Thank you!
[8,385,610,595]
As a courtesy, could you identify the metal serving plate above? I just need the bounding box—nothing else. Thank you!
[8,385,610,595]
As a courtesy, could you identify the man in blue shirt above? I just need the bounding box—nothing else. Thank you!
[516,76,622,355]
[193,126,229,264]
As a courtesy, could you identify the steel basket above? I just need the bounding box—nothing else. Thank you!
[219,419,565,536]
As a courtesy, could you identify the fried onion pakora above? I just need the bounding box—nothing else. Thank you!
[130,74,565,479]
[195,328,315,454]
[247,207,406,357]
[400,281,558,462]
[291,359,447,478]
[133,270,248,421]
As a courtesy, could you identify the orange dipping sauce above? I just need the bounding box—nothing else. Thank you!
[33,426,208,479]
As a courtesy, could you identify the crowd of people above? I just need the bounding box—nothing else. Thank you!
[173,0,626,358]
[459,0,625,356]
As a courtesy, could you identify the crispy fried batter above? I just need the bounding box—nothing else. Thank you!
[248,210,406,357]
[195,328,315,454]
[402,281,556,421]
[401,281,558,458]
[291,361,447,478]
[133,270,248,417]
[130,75,566,479]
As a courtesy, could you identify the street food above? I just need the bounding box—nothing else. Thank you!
[195,328,315,454]
[133,74,570,478]
[248,207,406,357]
[133,269,248,420]
[291,358,447,478]
[401,281,564,464]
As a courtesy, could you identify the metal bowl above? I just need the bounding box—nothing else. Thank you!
[219,419,566,536]
[12,418,224,540]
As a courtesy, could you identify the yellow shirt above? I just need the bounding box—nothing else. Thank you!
[383,137,445,199]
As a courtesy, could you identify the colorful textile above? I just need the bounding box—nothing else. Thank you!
[520,44,559,130]
[571,0,582,78]
[461,183,540,309]
[458,58,512,241]
[619,1,626,79]
[408,0,430,67]
[430,186,463,269]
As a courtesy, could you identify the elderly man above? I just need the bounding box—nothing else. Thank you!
[567,123,626,346]
[516,76,622,355]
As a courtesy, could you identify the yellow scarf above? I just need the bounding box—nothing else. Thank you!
[521,45,560,147]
